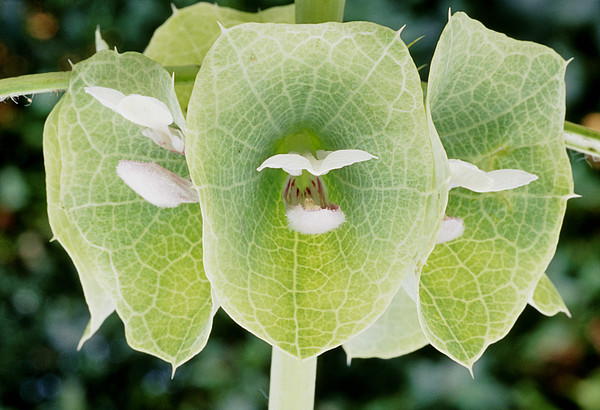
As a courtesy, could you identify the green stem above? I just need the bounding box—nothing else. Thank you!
[0,71,70,101]
[0,65,199,101]
[268,348,317,410]
[563,121,600,158]
[295,0,346,23]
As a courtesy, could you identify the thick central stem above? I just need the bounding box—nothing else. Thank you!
[295,0,346,23]
[269,348,317,410]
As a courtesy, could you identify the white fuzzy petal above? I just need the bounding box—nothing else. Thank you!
[257,153,313,176]
[84,86,125,111]
[257,149,377,176]
[316,149,378,175]
[486,169,538,191]
[285,205,345,234]
[448,159,537,192]
[142,127,185,154]
[116,160,198,208]
[116,94,173,130]
[436,216,465,244]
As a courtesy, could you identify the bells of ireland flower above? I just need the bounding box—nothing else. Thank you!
[186,22,449,359]
[44,50,215,371]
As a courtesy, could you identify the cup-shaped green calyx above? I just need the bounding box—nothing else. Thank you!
[420,12,574,370]
[44,50,214,370]
[186,22,447,358]
[344,11,573,365]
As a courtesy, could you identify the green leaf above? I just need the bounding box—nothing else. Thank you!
[529,273,570,317]
[45,50,214,370]
[342,288,429,361]
[144,2,294,111]
[186,22,446,359]
[421,12,574,370]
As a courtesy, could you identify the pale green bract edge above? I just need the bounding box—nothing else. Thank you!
[342,288,429,361]
[186,22,444,359]
[143,2,294,111]
[421,12,574,371]
[341,270,569,361]
[47,50,215,371]
[44,98,117,348]
[342,70,450,362]
[529,273,570,317]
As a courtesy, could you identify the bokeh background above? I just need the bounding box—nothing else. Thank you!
[1,0,600,409]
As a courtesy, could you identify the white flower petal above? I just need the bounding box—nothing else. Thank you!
[257,153,312,176]
[257,149,377,176]
[486,169,539,191]
[116,94,173,130]
[142,127,185,154]
[436,216,465,244]
[448,159,537,192]
[285,204,345,234]
[116,160,198,208]
[84,86,125,111]
[316,149,378,175]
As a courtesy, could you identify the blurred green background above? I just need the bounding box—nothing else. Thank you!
[1,0,599,409]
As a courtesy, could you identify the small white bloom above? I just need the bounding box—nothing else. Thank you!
[85,86,185,154]
[435,216,465,244]
[286,202,346,235]
[436,159,538,244]
[448,159,538,192]
[258,149,377,235]
[257,149,377,176]
[116,160,198,208]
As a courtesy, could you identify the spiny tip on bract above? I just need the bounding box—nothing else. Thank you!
[565,56,574,67]
[95,26,109,52]
[216,21,227,34]
[396,24,406,37]
[171,3,178,15]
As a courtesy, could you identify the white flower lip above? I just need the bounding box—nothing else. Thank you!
[116,160,198,208]
[257,148,376,235]
[285,204,346,235]
[437,159,537,246]
[448,159,538,192]
[84,86,184,154]
[257,149,378,176]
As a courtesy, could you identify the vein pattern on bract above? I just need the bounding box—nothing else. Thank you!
[421,12,574,370]
[45,50,214,370]
[186,22,444,359]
